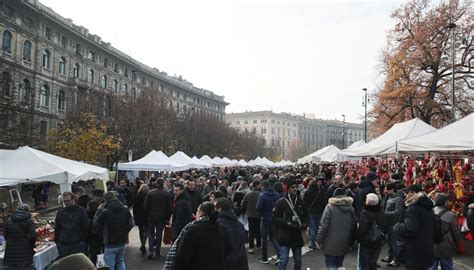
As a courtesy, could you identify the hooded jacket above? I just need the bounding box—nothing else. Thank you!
[303,186,326,214]
[316,195,357,256]
[55,204,89,245]
[241,189,261,218]
[384,190,405,225]
[143,188,172,223]
[394,192,434,269]
[355,204,388,247]
[433,206,462,258]
[93,199,134,246]
[273,194,309,247]
[256,187,281,226]
[355,180,376,218]
[172,192,193,241]
[217,211,249,270]
[3,210,36,267]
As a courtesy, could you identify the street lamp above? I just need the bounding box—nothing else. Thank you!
[341,114,346,149]
[447,22,456,121]
[362,88,368,142]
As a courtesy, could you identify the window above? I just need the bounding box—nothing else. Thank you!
[131,88,136,100]
[244,120,248,124]
[5,6,14,18]
[87,69,94,83]
[122,83,128,96]
[113,80,118,93]
[114,63,118,72]
[261,119,267,123]
[58,57,66,75]
[45,27,51,40]
[25,17,34,29]
[57,90,65,110]
[75,43,81,55]
[261,128,267,134]
[124,68,129,77]
[61,36,67,48]
[40,85,49,107]
[271,120,275,123]
[103,58,108,68]
[19,79,31,103]
[2,30,13,53]
[236,120,240,125]
[23,40,32,61]
[40,121,47,137]
[42,49,50,69]
[73,63,80,78]
[88,51,96,61]
[253,120,257,124]
[0,72,11,96]
[101,75,107,88]
[271,128,275,134]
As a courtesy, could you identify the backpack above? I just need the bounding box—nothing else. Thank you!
[433,209,450,243]
[368,220,385,243]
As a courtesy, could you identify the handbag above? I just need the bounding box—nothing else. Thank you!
[163,225,172,245]
[367,220,384,243]
[283,198,309,246]
[96,254,106,268]
[461,217,469,233]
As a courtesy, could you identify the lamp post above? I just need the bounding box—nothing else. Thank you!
[362,88,368,142]
[447,22,456,121]
[341,114,346,149]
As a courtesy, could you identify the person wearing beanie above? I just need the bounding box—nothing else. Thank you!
[355,193,388,270]
[49,253,95,270]
[354,171,378,219]
[394,185,434,269]
[3,204,36,269]
[316,183,357,269]
[381,182,405,267]
[431,193,462,270]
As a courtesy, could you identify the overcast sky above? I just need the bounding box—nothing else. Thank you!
[41,0,405,123]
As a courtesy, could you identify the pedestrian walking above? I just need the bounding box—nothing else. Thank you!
[133,184,149,255]
[303,178,326,249]
[185,179,202,215]
[381,182,405,267]
[241,180,262,253]
[172,183,193,242]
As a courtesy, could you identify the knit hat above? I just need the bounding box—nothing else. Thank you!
[17,203,31,213]
[434,193,448,206]
[406,184,422,193]
[333,187,346,197]
[366,172,377,182]
[49,253,94,270]
[390,173,400,181]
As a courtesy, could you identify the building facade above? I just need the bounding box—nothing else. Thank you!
[226,111,365,159]
[0,0,228,147]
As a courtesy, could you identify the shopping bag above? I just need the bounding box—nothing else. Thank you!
[301,229,310,246]
[163,225,172,245]
[96,254,106,268]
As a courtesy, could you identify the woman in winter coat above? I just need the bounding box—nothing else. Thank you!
[133,184,149,254]
[303,178,326,249]
[467,203,474,233]
[3,204,36,269]
[355,193,388,270]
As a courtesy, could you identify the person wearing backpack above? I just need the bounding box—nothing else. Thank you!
[356,193,388,270]
[430,193,463,270]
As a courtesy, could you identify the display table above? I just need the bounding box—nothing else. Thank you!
[0,243,58,270]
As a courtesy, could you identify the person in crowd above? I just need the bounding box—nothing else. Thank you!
[216,198,249,270]
[355,193,388,270]
[218,185,230,198]
[467,202,474,234]
[55,191,89,258]
[87,189,104,264]
[303,178,326,249]
[256,180,281,264]
[316,188,357,270]
[394,185,434,270]
[49,253,95,270]
[93,191,134,270]
[430,193,463,270]
[115,179,134,207]
[355,171,378,218]
[241,180,262,253]
[172,183,193,242]
[133,184,149,255]
[185,179,202,215]
[273,179,308,270]
[74,186,90,210]
[3,204,36,269]
[325,174,343,201]
[202,175,219,196]
[203,190,225,204]
[143,178,172,259]
[381,182,405,267]
[173,202,231,270]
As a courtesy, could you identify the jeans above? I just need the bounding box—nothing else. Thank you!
[387,225,401,263]
[147,221,165,255]
[56,241,86,259]
[248,217,261,249]
[357,243,382,270]
[279,246,302,270]
[308,213,321,247]
[261,221,280,261]
[138,224,147,247]
[104,244,126,270]
[428,257,453,270]
[325,255,344,269]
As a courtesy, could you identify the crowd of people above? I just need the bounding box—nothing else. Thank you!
[1,156,473,270]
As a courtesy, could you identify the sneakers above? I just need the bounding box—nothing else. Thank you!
[387,260,399,267]
[381,257,391,263]
[274,258,280,265]
[248,248,254,254]
[258,259,270,264]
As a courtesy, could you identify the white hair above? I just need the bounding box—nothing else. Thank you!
[366,193,379,206]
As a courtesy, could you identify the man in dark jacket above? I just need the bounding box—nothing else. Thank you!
[394,185,434,269]
[216,198,249,270]
[273,180,308,270]
[355,172,378,218]
[256,180,281,264]
[3,204,36,269]
[172,183,193,241]
[87,189,104,264]
[303,178,326,249]
[93,191,134,270]
[185,179,202,215]
[382,182,405,267]
[55,192,89,258]
[241,180,262,253]
[144,178,172,258]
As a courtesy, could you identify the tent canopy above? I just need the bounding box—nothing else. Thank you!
[347,140,366,149]
[297,145,341,164]
[0,146,108,192]
[170,151,208,169]
[118,150,189,171]
[397,113,474,153]
[341,118,436,157]
[192,156,212,168]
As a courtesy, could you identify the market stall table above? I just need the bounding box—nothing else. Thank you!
[0,242,58,270]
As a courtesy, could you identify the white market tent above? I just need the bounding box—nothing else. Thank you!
[397,113,474,153]
[297,145,341,164]
[117,150,189,171]
[221,157,236,166]
[231,159,240,166]
[238,159,248,167]
[348,140,366,149]
[170,151,208,169]
[337,140,367,161]
[0,146,108,192]
[341,118,436,157]
[261,157,275,167]
[192,156,212,168]
[211,156,224,166]
[199,155,213,165]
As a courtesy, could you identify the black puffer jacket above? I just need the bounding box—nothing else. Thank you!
[355,180,376,218]
[273,194,308,247]
[384,191,405,225]
[185,188,202,214]
[303,186,326,214]
[93,199,134,246]
[394,192,434,269]
[3,210,36,267]
[172,192,193,241]
[132,192,147,226]
[144,188,172,223]
[55,204,89,245]
[355,204,388,247]
[217,211,249,270]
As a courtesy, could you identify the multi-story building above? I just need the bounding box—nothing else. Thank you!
[0,0,228,146]
[226,111,365,159]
